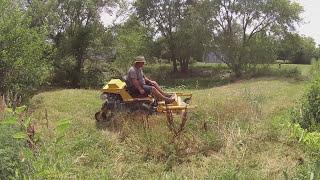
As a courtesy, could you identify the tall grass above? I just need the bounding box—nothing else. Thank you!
[19,76,310,179]
[0,63,315,179]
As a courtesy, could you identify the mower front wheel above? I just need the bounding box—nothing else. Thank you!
[95,110,111,122]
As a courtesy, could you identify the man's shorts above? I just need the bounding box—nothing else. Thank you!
[128,84,152,95]
[143,85,152,95]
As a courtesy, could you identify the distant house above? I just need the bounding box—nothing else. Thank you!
[203,52,224,63]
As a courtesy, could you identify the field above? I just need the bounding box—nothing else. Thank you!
[2,1,320,178]
[23,64,318,179]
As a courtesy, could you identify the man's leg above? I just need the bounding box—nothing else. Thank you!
[143,85,174,103]
[149,82,171,97]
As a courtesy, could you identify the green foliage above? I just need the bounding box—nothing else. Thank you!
[277,33,316,64]
[0,115,33,179]
[135,0,196,72]
[246,64,302,79]
[266,112,320,180]
[310,60,320,78]
[114,16,151,74]
[37,0,118,88]
[246,33,277,66]
[143,63,231,89]
[80,66,105,88]
[293,76,320,131]
[194,0,303,76]
[0,0,51,98]
[313,47,320,61]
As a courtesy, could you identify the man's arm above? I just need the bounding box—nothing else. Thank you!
[145,76,156,86]
[132,78,145,94]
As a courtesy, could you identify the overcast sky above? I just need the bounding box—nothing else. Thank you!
[101,0,320,45]
[295,0,320,45]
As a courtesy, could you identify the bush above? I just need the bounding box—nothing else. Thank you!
[80,67,105,88]
[310,60,320,78]
[246,65,301,79]
[292,76,320,131]
[0,115,33,179]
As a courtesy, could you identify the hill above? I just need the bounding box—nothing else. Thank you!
[28,77,311,179]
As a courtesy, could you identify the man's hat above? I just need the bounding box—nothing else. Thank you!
[134,56,146,64]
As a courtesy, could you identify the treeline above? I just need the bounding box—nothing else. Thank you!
[0,0,319,104]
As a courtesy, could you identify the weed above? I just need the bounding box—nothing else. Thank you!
[0,115,34,179]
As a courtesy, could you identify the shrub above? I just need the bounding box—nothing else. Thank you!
[292,76,320,131]
[0,115,33,179]
[246,65,301,79]
[80,67,105,88]
[310,60,320,78]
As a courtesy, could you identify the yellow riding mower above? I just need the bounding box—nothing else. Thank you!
[94,79,193,122]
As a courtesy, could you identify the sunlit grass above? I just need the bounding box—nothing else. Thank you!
[28,73,312,179]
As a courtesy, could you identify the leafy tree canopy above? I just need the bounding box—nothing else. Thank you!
[0,0,51,101]
[195,0,303,76]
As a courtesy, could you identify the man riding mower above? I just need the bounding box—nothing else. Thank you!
[94,56,193,122]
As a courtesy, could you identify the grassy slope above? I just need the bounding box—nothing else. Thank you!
[29,76,311,179]
[193,78,308,178]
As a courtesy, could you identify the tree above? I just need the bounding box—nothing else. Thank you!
[173,2,212,72]
[196,0,303,77]
[174,15,209,72]
[26,0,119,88]
[314,45,320,61]
[0,0,51,107]
[134,0,191,73]
[277,33,316,64]
[114,16,151,74]
[54,0,116,87]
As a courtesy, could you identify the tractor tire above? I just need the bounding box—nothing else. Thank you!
[95,111,102,122]
[95,111,108,122]
[94,111,113,122]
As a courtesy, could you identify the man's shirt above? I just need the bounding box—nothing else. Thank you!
[127,66,145,87]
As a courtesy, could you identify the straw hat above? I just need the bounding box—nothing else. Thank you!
[134,56,146,64]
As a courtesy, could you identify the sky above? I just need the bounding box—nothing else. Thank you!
[295,0,320,45]
[101,0,320,45]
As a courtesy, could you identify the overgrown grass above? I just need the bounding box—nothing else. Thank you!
[22,74,314,179]
[2,63,317,179]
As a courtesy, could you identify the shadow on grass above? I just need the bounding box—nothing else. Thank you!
[151,64,308,90]
[94,112,148,133]
[158,76,233,90]
[95,116,124,132]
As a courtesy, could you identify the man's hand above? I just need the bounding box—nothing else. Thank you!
[149,80,157,86]
[139,88,145,94]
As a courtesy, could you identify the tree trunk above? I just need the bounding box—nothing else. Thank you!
[72,52,84,88]
[172,59,178,73]
[0,94,6,112]
[170,43,178,73]
[233,63,242,78]
[12,93,18,113]
[180,58,189,73]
